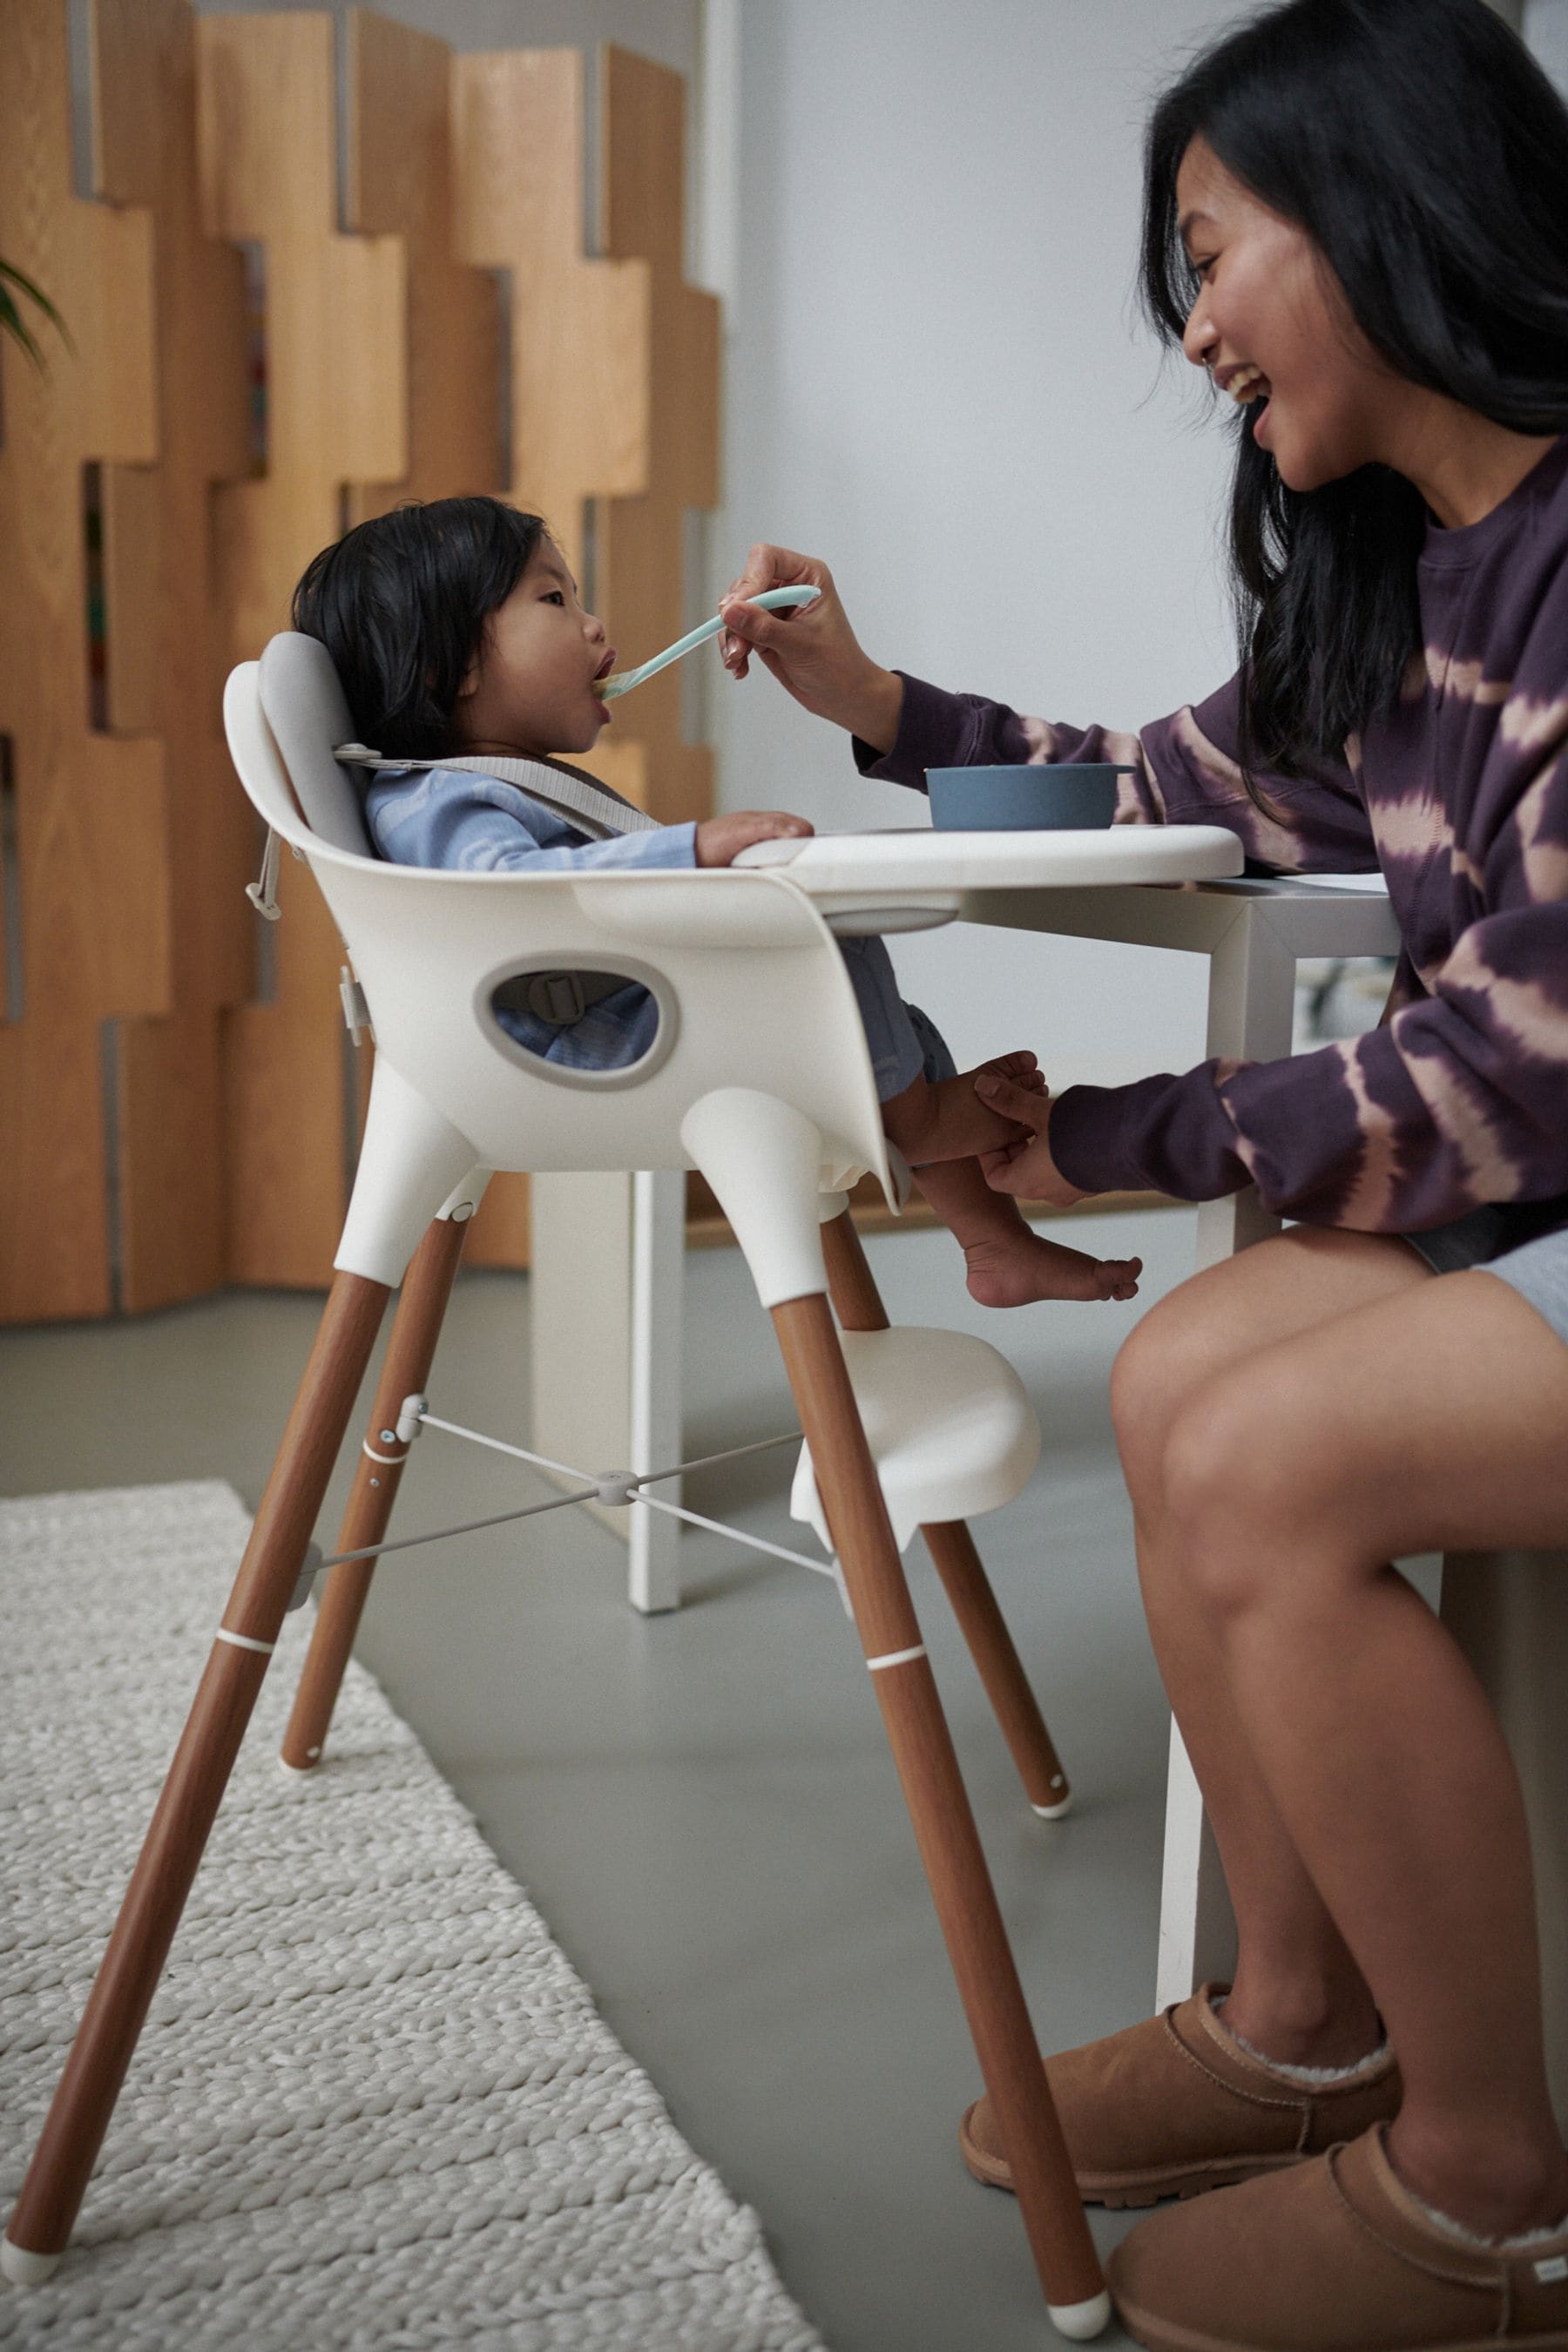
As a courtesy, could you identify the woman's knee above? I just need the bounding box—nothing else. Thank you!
[1161,1358,1351,1618]
[1110,1228,1422,1515]
[1111,1278,1255,1503]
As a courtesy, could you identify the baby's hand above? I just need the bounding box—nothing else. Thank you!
[979,1049,1047,1099]
[695,810,814,868]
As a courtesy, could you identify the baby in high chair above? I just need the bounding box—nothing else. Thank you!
[292,496,1140,1309]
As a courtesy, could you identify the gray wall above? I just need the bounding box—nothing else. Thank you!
[700,1,1254,1085]
[1527,0,1568,88]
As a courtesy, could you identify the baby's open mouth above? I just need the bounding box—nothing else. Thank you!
[1223,362,1272,407]
[591,649,617,693]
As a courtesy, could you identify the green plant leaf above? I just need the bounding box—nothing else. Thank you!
[0,256,71,368]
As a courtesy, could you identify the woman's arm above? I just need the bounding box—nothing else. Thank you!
[1044,701,1568,1227]
[719,543,1375,874]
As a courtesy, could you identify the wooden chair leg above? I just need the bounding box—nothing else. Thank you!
[770,1292,1106,2335]
[920,1519,1071,1815]
[280,1213,470,1773]
[1,1272,389,2285]
[821,1209,1071,1815]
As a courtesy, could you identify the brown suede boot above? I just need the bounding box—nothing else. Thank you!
[1108,2123,1568,2350]
[960,1984,1402,2207]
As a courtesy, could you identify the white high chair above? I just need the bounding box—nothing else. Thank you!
[2,635,1110,2338]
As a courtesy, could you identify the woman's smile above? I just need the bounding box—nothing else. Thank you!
[1175,137,1391,493]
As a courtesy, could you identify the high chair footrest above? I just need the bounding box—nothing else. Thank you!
[790,1326,1041,1555]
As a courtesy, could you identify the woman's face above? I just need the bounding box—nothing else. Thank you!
[1176,137,1396,493]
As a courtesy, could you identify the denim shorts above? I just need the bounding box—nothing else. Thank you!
[1402,1201,1568,1348]
[835,934,956,1102]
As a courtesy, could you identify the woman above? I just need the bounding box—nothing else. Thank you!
[716,1,1568,2343]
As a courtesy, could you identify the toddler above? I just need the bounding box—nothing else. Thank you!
[292,497,1139,1309]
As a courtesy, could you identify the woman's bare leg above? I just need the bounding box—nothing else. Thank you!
[1111,1227,1430,2065]
[1160,1266,1568,2237]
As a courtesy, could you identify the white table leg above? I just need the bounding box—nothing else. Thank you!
[529,1169,685,1613]
[628,1170,685,1613]
[1155,900,1298,2010]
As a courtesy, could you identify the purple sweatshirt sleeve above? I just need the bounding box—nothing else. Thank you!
[857,654,1568,1227]
[856,668,1376,872]
[1057,728,1568,1226]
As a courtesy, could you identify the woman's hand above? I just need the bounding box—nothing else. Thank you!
[719,542,904,751]
[973,1070,1089,1207]
[694,809,814,868]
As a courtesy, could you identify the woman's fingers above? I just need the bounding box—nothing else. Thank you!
[727,541,829,604]
[720,544,835,679]
[977,1139,1031,1191]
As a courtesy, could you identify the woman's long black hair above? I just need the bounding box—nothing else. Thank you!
[292,496,549,760]
[1141,0,1568,783]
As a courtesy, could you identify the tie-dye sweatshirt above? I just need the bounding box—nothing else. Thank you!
[855,435,1568,1239]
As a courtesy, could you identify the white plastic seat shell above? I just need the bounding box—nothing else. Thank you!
[227,647,901,1301]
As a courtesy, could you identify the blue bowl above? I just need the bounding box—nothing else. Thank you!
[925,762,1134,831]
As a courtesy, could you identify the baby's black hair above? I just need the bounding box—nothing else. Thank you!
[291,496,550,760]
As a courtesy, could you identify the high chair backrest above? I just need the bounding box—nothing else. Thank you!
[226,638,897,1291]
[256,634,374,855]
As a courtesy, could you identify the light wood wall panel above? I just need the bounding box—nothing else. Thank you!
[450,44,651,837]
[593,46,720,831]
[0,0,164,1322]
[343,10,501,519]
[0,9,722,1315]
[93,0,256,1313]
[200,10,407,1288]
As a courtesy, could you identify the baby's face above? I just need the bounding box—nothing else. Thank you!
[457,543,616,757]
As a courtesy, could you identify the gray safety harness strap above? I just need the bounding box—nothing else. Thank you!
[333,742,662,840]
[332,742,659,1027]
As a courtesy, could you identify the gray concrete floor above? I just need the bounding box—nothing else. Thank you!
[0,1203,1201,2352]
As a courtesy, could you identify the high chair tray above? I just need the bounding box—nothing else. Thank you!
[733,821,1245,934]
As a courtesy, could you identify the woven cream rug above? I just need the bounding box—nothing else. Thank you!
[0,1482,825,2351]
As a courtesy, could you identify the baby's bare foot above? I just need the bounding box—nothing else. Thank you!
[963,1230,1142,1309]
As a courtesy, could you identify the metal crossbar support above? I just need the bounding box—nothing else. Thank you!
[289,1402,835,1598]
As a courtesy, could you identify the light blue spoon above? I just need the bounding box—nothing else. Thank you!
[598,584,821,700]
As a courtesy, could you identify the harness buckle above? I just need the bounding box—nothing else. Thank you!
[524,970,589,1025]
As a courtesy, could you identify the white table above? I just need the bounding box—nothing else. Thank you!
[530,827,1567,2089]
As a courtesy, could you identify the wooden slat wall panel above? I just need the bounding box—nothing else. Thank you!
[344,10,501,521]
[0,10,722,1314]
[93,0,255,1312]
[594,47,720,831]
[343,12,529,1267]
[199,10,407,1288]
[451,45,649,826]
[0,0,164,1323]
